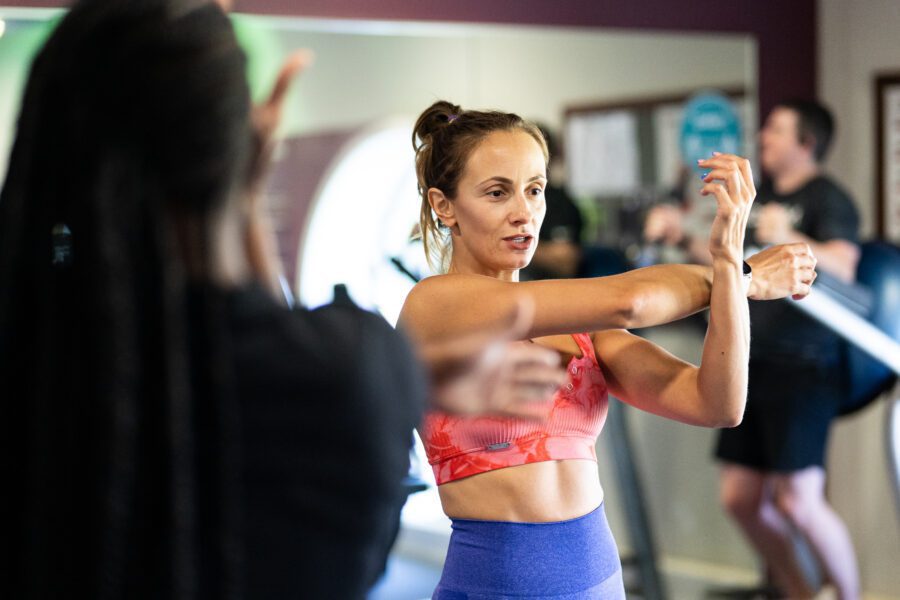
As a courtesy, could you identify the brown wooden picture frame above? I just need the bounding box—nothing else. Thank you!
[875,73,900,241]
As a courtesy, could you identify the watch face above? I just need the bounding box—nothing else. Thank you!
[298,119,433,326]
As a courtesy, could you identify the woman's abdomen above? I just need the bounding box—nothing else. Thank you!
[437,458,603,522]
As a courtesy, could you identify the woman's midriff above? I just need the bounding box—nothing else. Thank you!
[437,458,604,523]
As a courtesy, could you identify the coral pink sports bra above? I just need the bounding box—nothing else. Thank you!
[421,333,609,485]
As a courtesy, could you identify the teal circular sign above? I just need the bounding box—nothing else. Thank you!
[680,92,742,170]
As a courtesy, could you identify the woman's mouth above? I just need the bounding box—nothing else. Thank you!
[503,235,534,251]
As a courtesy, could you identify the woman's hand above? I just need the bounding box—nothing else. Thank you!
[243,51,312,299]
[745,243,817,300]
[699,153,756,265]
[421,298,567,420]
[247,50,313,196]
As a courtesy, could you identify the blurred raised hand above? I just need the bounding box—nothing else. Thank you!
[421,298,567,420]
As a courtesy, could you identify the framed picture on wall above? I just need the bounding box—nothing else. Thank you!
[875,73,900,243]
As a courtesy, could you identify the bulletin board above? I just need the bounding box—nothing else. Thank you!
[563,87,752,197]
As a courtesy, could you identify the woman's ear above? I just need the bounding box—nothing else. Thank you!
[428,187,456,229]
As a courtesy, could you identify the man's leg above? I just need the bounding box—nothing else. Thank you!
[771,466,860,600]
[719,463,816,598]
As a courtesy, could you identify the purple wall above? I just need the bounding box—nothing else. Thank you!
[6,0,817,119]
[267,130,356,285]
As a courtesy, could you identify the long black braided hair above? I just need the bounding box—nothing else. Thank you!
[0,1,256,597]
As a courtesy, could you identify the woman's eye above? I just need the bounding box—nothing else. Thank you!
[530,187,544,196]
[488,190,504,198]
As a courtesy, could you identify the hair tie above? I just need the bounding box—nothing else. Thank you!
[447,114,459,123]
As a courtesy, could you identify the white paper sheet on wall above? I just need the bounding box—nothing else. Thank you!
[653,103,685,190]
[566,111,639,196]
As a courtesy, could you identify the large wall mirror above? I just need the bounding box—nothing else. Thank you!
[0,9,757,323]
[254,17,757,324]
[0,6,763,588]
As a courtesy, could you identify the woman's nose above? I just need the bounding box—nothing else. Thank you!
[509,192,533,224]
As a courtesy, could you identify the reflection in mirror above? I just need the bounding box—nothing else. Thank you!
[244,17,757,320]
[0,10,760,596]
[0,11,757,322]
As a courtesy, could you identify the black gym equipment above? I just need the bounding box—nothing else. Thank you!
[837,241,900,415]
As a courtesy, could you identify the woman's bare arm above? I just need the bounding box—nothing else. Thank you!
[399,240,814,346]
[593,326,740,428]
[595,154,760,428]
[592,258,751,427]
[399,264,715,344]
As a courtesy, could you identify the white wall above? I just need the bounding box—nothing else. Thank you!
[818,1,900,596]
[819,0,900,238]
[0,15,752,183]
[268,19,752,138]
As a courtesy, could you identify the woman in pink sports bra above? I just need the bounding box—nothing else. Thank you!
[398,100,818,599]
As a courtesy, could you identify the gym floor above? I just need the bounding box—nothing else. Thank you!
[367,553,868,599]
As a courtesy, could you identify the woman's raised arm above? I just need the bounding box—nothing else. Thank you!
[399,241,814,345]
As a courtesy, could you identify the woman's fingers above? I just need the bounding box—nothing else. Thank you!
[699,153,756,195]
[266,51,313,111]
[488,343,567,419]
[254,50,314,139]
[698,155,756,213]
[701,167,745,200]
[792,282,813,300]
[499,296,537,343]
[497,383,562,420]
[700,181,736,213]
[510,362,569,390]
[792,253,818,298]
[796,252,818,269]
[505,341,562,368]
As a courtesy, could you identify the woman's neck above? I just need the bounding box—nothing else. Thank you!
[211,205,254,287]
[447,255,519,282]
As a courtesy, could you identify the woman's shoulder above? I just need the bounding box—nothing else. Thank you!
[403,273,514,310]
[400,273,513,338]
[409,273,504,294]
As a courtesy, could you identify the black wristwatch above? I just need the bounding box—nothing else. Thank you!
[742,260,753,292]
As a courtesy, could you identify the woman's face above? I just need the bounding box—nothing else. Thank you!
[439,130,547,280]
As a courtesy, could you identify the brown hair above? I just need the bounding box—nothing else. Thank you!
[774,99,835,163]
[412,100,549,272]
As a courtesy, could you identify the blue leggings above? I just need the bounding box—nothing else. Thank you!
[432,503,625,599]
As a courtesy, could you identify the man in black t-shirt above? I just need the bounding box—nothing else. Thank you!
[645,100,861,598]
[521,182,584,280]
[715,100,861,599]
[521,125,584,280]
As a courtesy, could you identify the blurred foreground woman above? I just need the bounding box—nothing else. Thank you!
[0,2,562,598]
